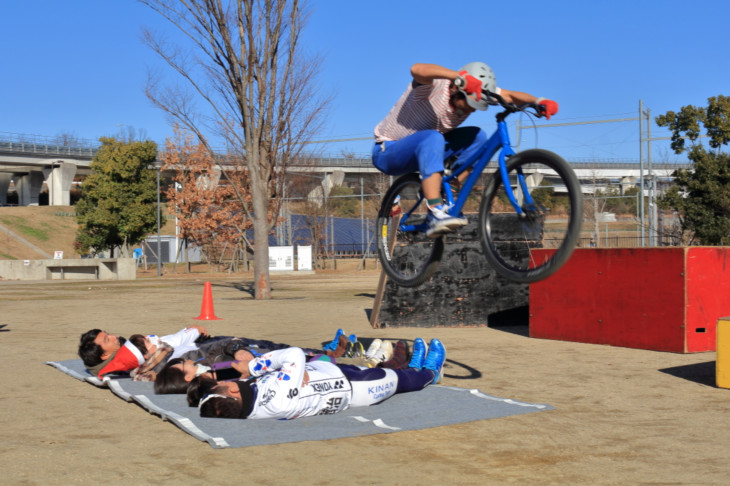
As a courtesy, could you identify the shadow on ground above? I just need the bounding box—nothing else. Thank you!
[214,281,302,300]
[485,306,530,337]
[659,361,716,387]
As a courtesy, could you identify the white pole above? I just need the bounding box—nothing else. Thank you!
[156,165,162,277]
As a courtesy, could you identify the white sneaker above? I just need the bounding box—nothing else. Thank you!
[374,340,394,363]
[426,204,468,238]
[365,339,393,367]
[364,339,382,360]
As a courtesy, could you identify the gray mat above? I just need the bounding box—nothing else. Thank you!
[47,359,554,449]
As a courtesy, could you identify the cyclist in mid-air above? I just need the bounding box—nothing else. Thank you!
[372,62,558,237]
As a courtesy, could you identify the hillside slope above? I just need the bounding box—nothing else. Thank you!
[0,206,175,260]
[0,207,80,260]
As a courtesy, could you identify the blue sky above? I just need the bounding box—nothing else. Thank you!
[2,0,727,163]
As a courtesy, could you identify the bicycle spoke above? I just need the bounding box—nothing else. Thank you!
[376,174,443,287]
[480,149,582,283]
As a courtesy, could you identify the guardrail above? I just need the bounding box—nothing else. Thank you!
[0,132,98,158]
[0,131,691,170]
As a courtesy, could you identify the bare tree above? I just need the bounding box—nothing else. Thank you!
[53,132,83,148]
[113,125,149,143]
[140,0,329,299]
[582,169,609,247]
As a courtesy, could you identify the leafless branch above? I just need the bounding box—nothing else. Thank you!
[140,0,329,298]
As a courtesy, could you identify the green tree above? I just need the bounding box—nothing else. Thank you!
[329,185,359,218]
[75,137,159,257]
[594,187,638,215]
[620,186,640,215]
[656,95,730,245]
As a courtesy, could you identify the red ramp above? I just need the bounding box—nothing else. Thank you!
[529,247,730,353]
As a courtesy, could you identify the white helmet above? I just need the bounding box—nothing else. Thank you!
[457,62,497,111]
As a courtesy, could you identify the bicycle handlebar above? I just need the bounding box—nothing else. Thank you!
[483,89,546,121]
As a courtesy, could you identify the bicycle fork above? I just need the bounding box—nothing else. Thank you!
[495,122,538,219]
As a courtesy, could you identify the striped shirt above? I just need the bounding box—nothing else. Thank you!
[374,79,499,142]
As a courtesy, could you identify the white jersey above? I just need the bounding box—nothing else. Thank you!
[147,327,201,359]
[245,347,352,420]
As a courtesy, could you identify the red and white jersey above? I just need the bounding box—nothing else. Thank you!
[374,78,501,142]
[375,79,466,142]
[245,347,352,420]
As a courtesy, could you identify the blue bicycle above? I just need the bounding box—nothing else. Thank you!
[376,91,583,287]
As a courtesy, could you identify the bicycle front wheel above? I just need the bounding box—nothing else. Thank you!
[376,173,444,287]
[478,149,583,283]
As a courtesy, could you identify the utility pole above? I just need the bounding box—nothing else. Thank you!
[360,177,365,257]
[155,161,163,276]
[646,106,656,247]
[639,100,646,246]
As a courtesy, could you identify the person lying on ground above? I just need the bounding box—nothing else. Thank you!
[152,332,384,394]
[78,326,351,380]
[184,338,410,405]
[77,326,210,378]
[196,338,445,419]
[78,323,404,385]
[142,333,340,385]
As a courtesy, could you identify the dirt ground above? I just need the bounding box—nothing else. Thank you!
[2,268,729,485]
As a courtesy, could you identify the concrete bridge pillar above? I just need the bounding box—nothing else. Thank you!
[620,176,638,195]
[0,173,12,205]
[42,162,77,206]
[307,170,345,206]
[195,168,221,191]
[15,171,44,206]
[323,170,345,193]
[514,172,544,205]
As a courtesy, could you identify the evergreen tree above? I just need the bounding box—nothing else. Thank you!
[656,95,730,245]
[75,137,158,256]
[329,185,359,218]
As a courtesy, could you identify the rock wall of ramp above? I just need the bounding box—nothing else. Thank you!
[371,216,529,328]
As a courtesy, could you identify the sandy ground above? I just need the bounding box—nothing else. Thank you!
[2,268,729,485]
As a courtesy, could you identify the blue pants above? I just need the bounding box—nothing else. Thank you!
[371,127,487,179]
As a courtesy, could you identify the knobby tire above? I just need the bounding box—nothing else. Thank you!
[376,174,443,287]
[478,149,583,283]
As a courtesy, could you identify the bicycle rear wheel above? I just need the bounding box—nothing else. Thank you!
[376,173,444,287]
[479,149,583,283]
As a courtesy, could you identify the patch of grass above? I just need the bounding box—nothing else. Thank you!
[0,216,51,241]
[0,252,17,260]
[17,223,51,241]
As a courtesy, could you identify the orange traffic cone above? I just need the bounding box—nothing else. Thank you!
[194,281,222,320]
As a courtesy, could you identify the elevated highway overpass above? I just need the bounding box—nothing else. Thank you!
[0,134,95,206]
[0,131,689,206]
